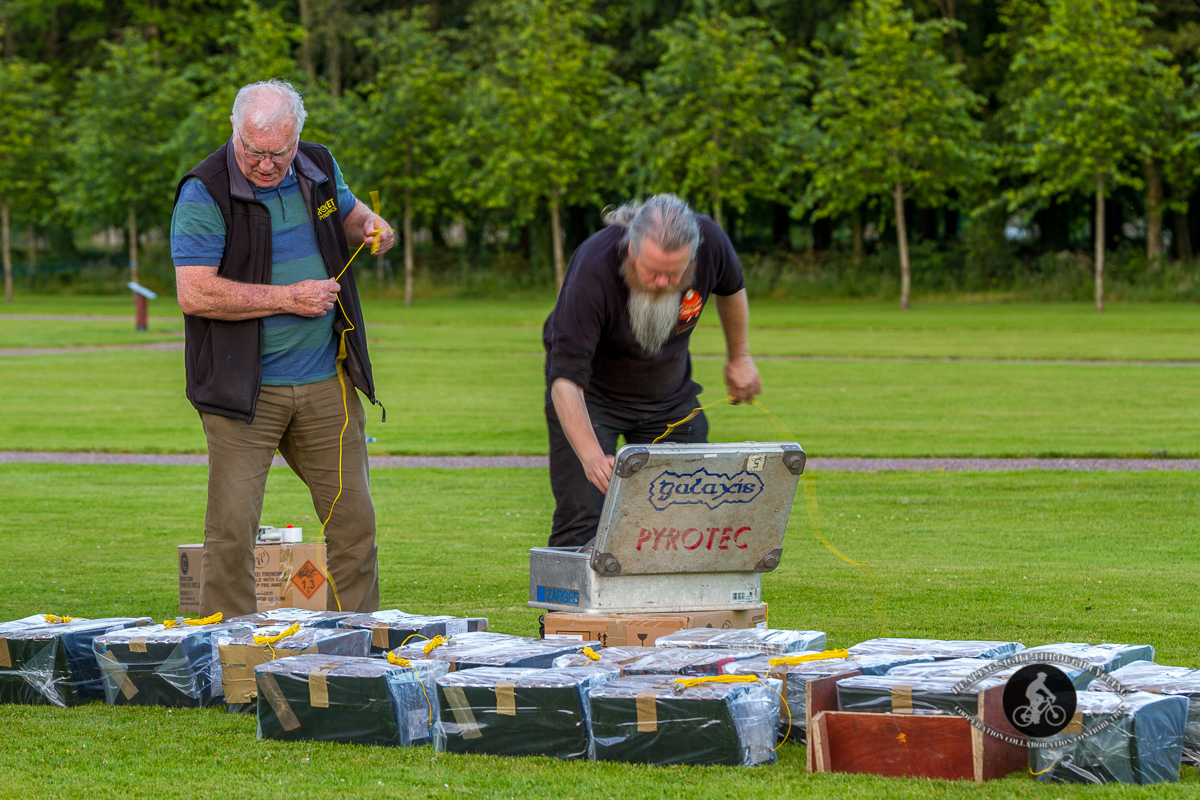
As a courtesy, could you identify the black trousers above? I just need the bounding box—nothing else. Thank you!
[546,391,709,548]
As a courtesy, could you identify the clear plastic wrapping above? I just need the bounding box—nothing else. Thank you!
[1022,643,1156,688]
[337,610,489,654]
[217,625,372,709]
[621,648,767,678]
[92,622,254,708]
[589,675,781,766]
[1029,691,1187,785]
[435,666,617,759]
[1091,661,1200,763]
[0,616,151,707]
[884,658,998,679]
[836,673,1006,717]
[389,632,599,670]
[552,646,658,671]
[847,638,1024,660]
[725,652,936,742]
[653,628,826,655]
[256,654,449,746]
[227,609,357,629]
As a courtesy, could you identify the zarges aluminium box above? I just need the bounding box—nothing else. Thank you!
[529,442,804,614]
[541,608,767,647]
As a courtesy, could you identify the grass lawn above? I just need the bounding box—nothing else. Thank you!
[1,463,1199,798]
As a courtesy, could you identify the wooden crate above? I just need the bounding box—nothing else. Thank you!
[808,685,1028,781]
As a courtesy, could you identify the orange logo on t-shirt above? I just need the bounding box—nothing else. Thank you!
[678,289,702,331]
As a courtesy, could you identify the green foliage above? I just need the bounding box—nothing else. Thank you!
[621,7,800,224]
[1004,0,1180,205]
[59,36,196,232]
[349,10,462,222]
[452,0,615,223]
[172,1,305,172]
[0,57,56,224]
[804,0,991,219]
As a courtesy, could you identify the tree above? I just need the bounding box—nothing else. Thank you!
[622,8,799,230]
[805,0,990,310]
[1006,0,1178,311]
[352,12,461,306]
[454,0,614,288]
[0,58,54,303]
[60,36,196,285]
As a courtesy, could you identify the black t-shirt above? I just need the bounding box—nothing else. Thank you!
[543,214,745,413]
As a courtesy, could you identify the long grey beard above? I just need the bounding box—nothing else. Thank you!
[628,289,681,355]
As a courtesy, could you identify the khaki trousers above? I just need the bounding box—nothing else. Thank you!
[199,372,380,617]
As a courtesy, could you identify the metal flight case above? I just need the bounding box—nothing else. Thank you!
[529,441,805,614]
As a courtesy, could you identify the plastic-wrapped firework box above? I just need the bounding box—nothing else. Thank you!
[589,675,781,766]
[1020,643,1156,689]
[256,654,448,746]
[847,638,1025,660]
[620,648,767,678]
[93,622,254,708]
[553,646,658,672]
[227,609,357,629]
[654,628,825,655]
[1091,661,1200,765]
[218,626,371,712]
[435,666,617,759]
[389,632,600,671]
[1029,691,1187,785]
[337,610,489,654]
[836,672,1007,717]
[0,616,152,707]
[726,652,937,743]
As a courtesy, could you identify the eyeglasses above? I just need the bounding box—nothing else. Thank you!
[239,134,298,166]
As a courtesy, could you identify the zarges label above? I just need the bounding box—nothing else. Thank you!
[647,468,764,511]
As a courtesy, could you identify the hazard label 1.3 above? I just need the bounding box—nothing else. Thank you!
[291,560,327,600]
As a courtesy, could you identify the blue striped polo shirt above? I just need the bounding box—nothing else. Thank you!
[171,156,358,386]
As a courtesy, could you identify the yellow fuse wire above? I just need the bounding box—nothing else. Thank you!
[423,635,448,654]
[386,652,434,726]
[581,647,601,661]
[769,649,851,667]
[314,196,393,614]
[254,623,301,647]
[44,615,75,624]
[163,612,222,629]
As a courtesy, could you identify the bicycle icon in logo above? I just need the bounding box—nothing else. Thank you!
[1011,670,1068,729]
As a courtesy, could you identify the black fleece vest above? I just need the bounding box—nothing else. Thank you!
[174,140,379,423]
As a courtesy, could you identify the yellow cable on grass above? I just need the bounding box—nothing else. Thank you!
[769,649,850,667]
[163,612,222,629]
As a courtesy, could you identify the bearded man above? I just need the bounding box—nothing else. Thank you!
[542,193,762,548]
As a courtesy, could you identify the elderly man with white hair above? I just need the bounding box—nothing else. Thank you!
[171,79,393,617]
[543,194,762,548]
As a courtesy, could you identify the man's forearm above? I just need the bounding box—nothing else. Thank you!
[551,378,604,465]
[344,200,374,247]
[714,289,751,359]
[176,267,294,321]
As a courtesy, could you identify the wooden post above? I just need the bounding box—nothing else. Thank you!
[894,183,911,310]
[1,201,11,304]
[1094,173,1105,313]
[550,181,564,292]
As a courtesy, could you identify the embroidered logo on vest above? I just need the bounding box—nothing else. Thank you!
[316,199,337,220]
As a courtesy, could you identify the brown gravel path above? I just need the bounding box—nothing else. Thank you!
[2,451,1197,471]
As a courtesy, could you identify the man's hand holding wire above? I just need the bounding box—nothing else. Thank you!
[364,215,394,255]
[290,278,340,317]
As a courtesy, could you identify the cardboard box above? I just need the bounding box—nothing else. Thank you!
[541,606,767,647]
[178,542,328,614]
